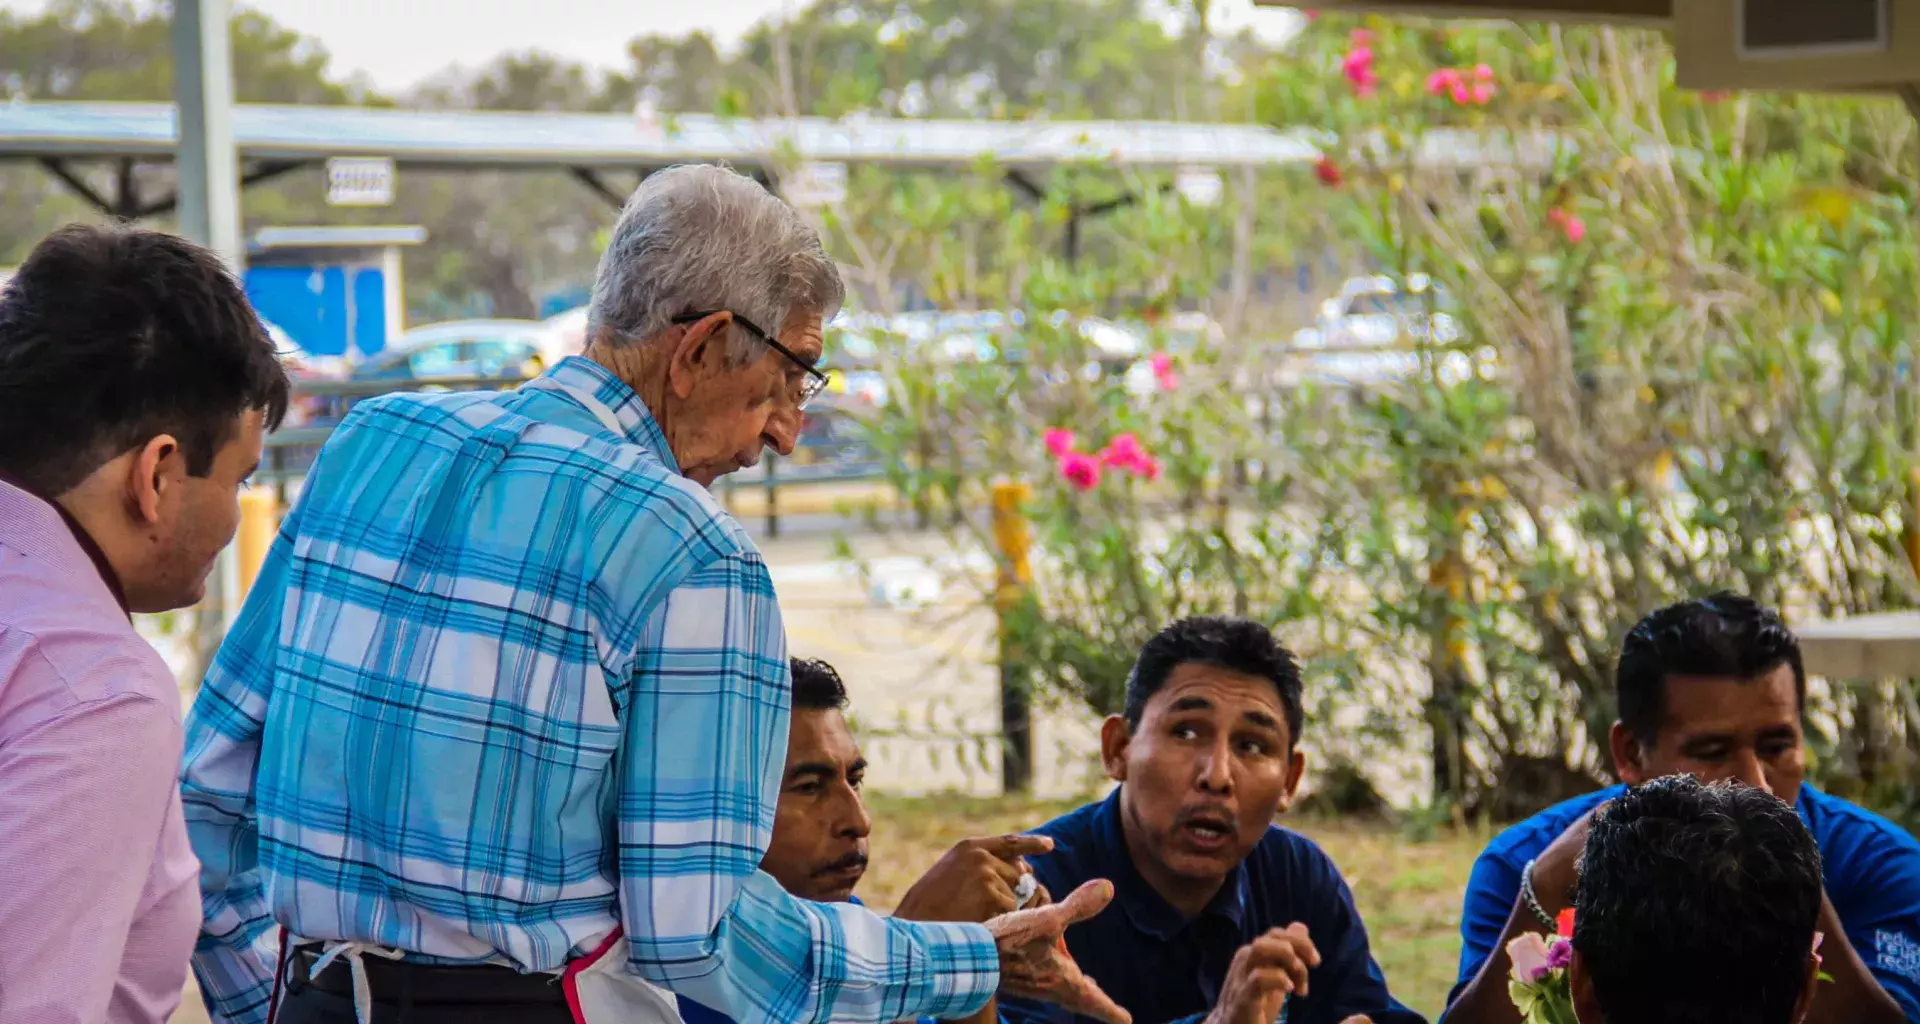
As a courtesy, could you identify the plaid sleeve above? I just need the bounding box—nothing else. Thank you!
[617,551,998,1023]
[180,506,300,1024]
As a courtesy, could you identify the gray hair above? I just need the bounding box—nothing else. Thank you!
[588,163,844,364]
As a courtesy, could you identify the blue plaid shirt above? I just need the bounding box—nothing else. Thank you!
[180,356,998,1024]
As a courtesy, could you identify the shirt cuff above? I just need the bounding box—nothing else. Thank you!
[905,920,1000,1019]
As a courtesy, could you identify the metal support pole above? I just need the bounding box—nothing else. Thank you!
[174,0,245,682]
[172,0,242,267]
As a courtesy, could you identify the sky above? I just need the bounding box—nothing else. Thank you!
[2,0,1306,93]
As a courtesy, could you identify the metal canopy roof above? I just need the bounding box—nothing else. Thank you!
[0,101,1325,171]
[1250,0,1670,24]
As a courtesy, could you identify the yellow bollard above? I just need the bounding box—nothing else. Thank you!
[990,481,1034,600]
[1906,466,1920,585]
[989,480,1034,794]
[236,485,279,599]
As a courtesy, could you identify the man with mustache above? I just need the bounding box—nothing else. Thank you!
[1001,616,1424,1024]
[678,657,1046,1024]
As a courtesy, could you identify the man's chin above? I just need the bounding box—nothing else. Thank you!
[686,462,749,488]
[799,878,861,904]
[1160,841,1244,885]
[129,576,206,616]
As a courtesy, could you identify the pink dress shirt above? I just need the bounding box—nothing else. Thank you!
[0,478,201,1024]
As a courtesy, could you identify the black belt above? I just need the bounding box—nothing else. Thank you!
[291,945,567,1006]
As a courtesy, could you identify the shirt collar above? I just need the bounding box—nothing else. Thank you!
[1094,787,1251,940]
[542,356,681,475]
[0,474,131,617]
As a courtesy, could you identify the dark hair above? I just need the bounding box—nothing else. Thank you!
[0,224,289,497]
[1616,592,1805,744]
[791,657,849,712]
[1574,775,1822,1024]
[1124,615,1304,744]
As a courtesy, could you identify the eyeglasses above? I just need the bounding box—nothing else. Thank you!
[671,311,831,409]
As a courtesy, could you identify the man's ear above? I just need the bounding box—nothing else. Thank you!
[1791,941,1821,1024]
[1609,721,1649,785]
[126,434,181,526]
[1100,715,1132,783]
[1275,749,1308,812]
[667,312,730,400]
[1569,949,1605,1024]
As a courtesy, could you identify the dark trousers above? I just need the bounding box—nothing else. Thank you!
[275,985,574,1024]
[274,946,574,1024]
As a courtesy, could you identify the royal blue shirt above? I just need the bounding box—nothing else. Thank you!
[1001,789,1426,1024]
[1447,783,1920,1021]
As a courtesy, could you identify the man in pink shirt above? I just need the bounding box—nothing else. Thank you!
[0,224,289,1024]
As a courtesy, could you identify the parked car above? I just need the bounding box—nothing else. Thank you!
[539,306,590,368]
[1291,274,1463,350]
[353,320,549,382]
[263,319,353,428]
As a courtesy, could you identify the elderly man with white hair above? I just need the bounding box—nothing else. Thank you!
[180,164,1127,1024]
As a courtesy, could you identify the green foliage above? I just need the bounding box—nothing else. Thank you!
[844,14,1920,816]
[6,0,1920,817]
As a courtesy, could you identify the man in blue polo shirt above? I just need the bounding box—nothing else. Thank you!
[679,657,1042,1024]
[1443,593,1920,1024]
[1002,616,1424,1024]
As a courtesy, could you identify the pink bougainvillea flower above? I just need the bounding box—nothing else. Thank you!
[1150,351,1179,391]
[1474,63,1495,81]
[1057,451,1102,491]
[1314,156,1343,187]
[1101,432,1149,471]
[1548,208,1587,244]
[1470,81,1497,105]
[1426,68,1462,97]
[1096,433,1163,481]
[1342,47,1378,96]
[1451,81,1472,106]
[1349,28,1374,45]
[1043,427,1077,457]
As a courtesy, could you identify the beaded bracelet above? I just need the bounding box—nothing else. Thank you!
[1519,858,1560,931]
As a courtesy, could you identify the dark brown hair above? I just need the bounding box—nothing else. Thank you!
[0,223,289,496]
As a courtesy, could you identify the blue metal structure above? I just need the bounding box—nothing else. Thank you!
[242,226,426,358]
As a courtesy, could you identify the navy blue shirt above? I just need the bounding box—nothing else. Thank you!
[1001,789,1426,1024]
[1448,784,1920,1021]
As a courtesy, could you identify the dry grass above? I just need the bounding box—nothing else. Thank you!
[172,797,1483,1024]
[860,794,1484,1021]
